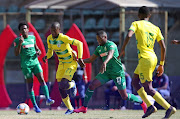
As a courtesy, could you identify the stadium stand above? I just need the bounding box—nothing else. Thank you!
[84,18,96,29]
[97,18,109,29]
[34,19,45,30]
[8,5,18,13]
[109,18,119,29]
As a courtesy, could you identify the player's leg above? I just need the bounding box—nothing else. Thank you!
[74,72,110,113]
[34,64,54,105]
[57,61,77,114]
[113,75,147,113]
[23,67,41,113]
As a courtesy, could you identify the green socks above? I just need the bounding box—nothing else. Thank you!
[41,85,50,99]
[83,88,94,107]
[28,91,38,106]
[127,93,143,103]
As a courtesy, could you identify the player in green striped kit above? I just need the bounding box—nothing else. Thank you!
[14,22,54,113]
[74,30,147,113]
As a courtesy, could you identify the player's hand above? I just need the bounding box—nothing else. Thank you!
[171,40,179,44]
[156,65,164,77]
[100,62,106,74]
[36,49,41,56]
[78,58,85,68]
[118,50,125,59]
[42,56,47,63]
[19,35,24,45]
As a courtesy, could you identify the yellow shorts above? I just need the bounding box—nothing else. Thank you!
[56,60,78,82]
[134,56,157,83]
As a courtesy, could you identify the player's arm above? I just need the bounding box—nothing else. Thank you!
[171,40,180,44]
[34,43,41,56]
[118,30,134,59]
[71,39,85,68]
[156,40,166,77]
[42,38,53,63]
[14,35,24,56]
[83,54,98,63]
[100,50,114,74]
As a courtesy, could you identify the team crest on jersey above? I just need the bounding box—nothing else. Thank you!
[104,47,107,51]
[57,43,61,47]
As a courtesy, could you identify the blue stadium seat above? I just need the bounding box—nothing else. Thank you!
[34,19,45,30]
[0,6,6,12]
[109,18,119,29]
[111,32,119,42]
[31,9,43,12]
[88,45,95,55]
[83,10,93,15]
[0,20,4,31]
[63,19,71,29]
[97,18,109,29]
[8,5,18,13]
[85,32,96,43]
[94,10,104,15]
[9,19,19,30]
[39,33,46,41]
[45,9,56,12]
[84,18,96,29]
[73,18,81,28]
[19,6,26,13]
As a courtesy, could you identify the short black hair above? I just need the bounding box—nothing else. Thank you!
[51,22,60,29]
[96,30,107,37]
[138,6,150,16]
[18,22,29,30]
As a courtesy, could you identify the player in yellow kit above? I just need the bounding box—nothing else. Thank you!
[43,22,85,115]
[119,6,176,118]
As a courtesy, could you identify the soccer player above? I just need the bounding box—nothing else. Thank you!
[119,6,176,118]
[74,30,147,114]
[42,22,85,115]
[14,22,54,113]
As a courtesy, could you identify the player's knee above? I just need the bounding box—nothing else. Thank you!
[58,81,69,90]
[88,83,96,90]
[121,95,128,100]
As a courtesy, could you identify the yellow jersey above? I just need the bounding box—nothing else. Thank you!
[46,33,83,63]
[129,20,164,59]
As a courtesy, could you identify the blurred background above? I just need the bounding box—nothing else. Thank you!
[0,0,180,110]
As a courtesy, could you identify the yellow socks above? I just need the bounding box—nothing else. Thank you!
[62,95,73,110]
[153,92,171,110]
[137,87,152,107]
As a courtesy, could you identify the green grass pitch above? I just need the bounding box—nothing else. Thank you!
[0,109,179,119]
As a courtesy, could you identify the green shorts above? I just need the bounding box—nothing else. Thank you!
[95,72,126,90]
[22,63,43,79]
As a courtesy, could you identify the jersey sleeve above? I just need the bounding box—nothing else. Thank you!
[14,38,19,48]
[156,27,164,42]
[94,47,99,56]
[61,34,83,58]
[46,36,54,59]
[61,34,75,44]
[129,22,137,32]
[107,42,116,51]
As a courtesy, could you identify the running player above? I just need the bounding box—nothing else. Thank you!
[42,22,85,115]
[119,6,176,118]
[14,22,54,113]
[74,30,147,114]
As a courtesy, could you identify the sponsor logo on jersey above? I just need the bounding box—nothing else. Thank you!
[100,52,108,57]
[22,44,34,48]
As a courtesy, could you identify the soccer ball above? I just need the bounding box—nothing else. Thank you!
[16,103,30,115]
